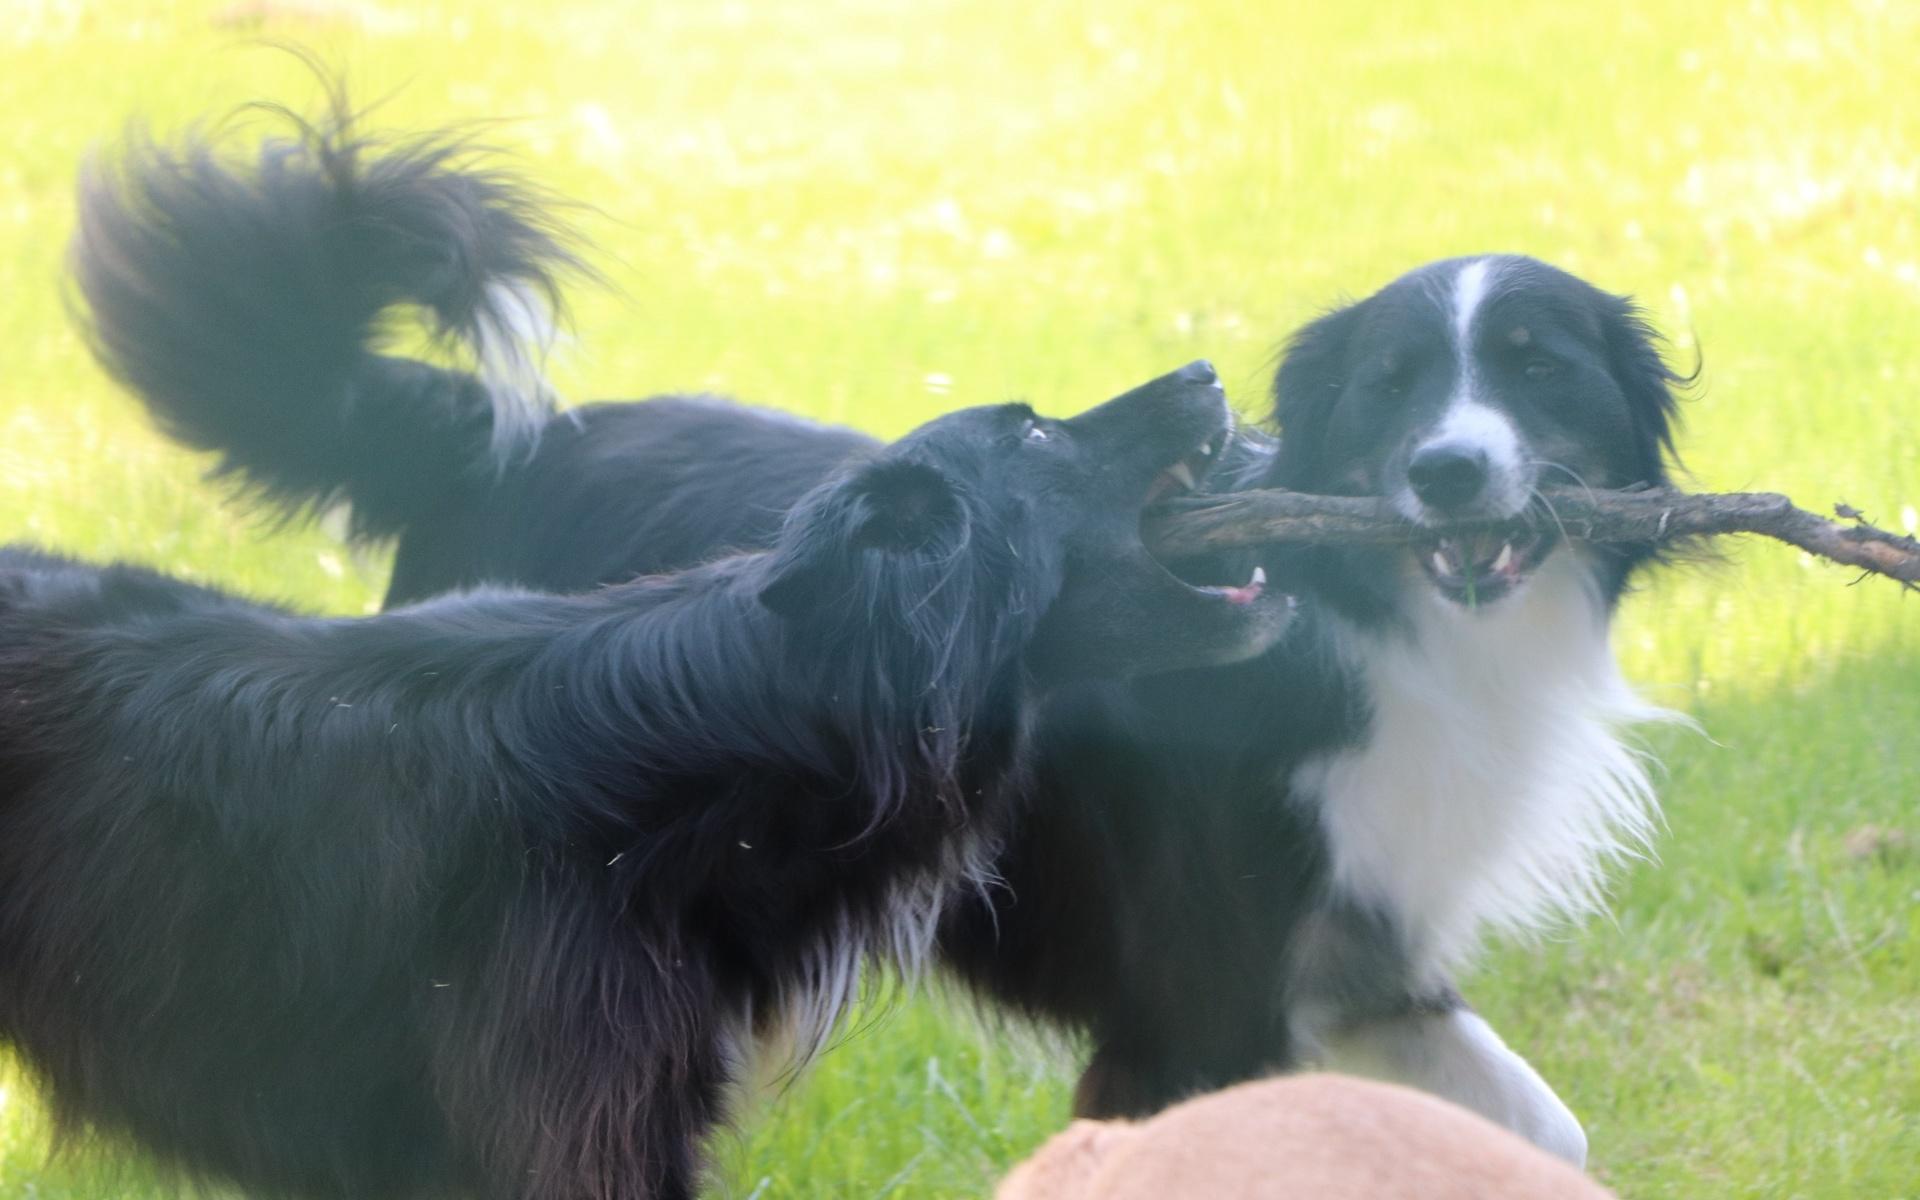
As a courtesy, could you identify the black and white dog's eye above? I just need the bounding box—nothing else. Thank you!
[1374,357,1414,395]
[1021,420,1052,443]
[1523,359,1558,381]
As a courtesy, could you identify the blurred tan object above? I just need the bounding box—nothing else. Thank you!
[996,1074,1617,1200]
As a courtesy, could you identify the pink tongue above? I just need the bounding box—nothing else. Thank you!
[1211,579,1264,606]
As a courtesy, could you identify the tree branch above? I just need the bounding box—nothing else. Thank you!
[1143,487,1920,589]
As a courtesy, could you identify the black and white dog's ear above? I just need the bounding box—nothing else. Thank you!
[1598,294,1689,487]
[758,460,966,617]
[1270,302,1362,489]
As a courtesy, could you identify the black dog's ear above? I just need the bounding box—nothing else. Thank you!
[1598,294,1689,487]
[845,460,964,551]
[759,460,965,617]
[1270,302,1362,489]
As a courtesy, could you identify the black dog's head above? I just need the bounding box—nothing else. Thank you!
[1270,254,1684,614]
[760,361,1294,683]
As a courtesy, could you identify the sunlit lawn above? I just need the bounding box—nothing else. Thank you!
[0,1,1916,1196]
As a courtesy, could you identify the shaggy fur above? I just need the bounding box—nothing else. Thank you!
[71,111,1683,1163]
[0,368,1286,1200]
[69,110,872,602]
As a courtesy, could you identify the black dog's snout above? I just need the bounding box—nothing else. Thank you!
[1175,359,1219,386]
[1408,442,1489,510]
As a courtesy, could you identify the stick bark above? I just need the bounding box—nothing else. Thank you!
[1142,487,1920,588]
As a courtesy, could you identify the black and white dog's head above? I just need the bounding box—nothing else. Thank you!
[1269,254,1684,616]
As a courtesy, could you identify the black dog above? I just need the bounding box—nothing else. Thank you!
[75,115,1684,1163]
[0,362,1289,1200]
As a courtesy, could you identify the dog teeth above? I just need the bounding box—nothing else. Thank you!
[1493,542,1514,572]
[1167,461,1197,490]
[1250,566,1266,586]
[1196,440,1214,457]
[1431,550,1451,576]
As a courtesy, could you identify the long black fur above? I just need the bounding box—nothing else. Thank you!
[72,109,1683,1130]
[72,108,581,542]
[0,367,1278,1199]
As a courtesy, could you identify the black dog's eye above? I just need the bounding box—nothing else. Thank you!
[1020,420,1052,443]
[1523,358,1558,381]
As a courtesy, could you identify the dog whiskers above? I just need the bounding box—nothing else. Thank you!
[1526,485,1574,547]
[1527,459,1598,503]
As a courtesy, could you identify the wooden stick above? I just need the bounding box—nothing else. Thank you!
[1143,487,1920,588]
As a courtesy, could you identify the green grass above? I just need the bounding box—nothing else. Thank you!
[0,0,1916,1196]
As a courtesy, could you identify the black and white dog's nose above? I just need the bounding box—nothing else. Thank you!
[1408,442,1490,510]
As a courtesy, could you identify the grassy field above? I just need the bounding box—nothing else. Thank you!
[1,0,1916,1196]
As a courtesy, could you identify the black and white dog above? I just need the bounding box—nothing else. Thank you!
[0,368,1288,1200]
[73,114,1686,1165]
[931,257,1685,1163]
[1197,254,1686,1154]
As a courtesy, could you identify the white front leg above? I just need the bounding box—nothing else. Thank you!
[1320,1008,1588,1167]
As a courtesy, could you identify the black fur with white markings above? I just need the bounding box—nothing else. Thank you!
[0,365,1283,1200]
[1272,254,1683,617]
[71,116,1681,1161]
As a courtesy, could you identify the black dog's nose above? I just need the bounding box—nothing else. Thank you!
[1175,359,1219,385]
[1407,442,1489,510]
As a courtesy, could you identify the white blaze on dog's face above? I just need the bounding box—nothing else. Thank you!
[1270,253,1683,610]
[1394,257,1530,523]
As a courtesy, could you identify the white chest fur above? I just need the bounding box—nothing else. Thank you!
[1292,552,1671,980]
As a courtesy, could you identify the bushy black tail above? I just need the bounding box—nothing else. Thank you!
[71,107,582,541]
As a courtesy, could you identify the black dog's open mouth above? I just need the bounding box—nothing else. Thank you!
[1413,526,1557,605]
[1139,414,1274,608]
[1145,424,1234,506]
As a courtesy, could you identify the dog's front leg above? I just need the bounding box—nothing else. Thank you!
[1318,1003,1588,1167]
